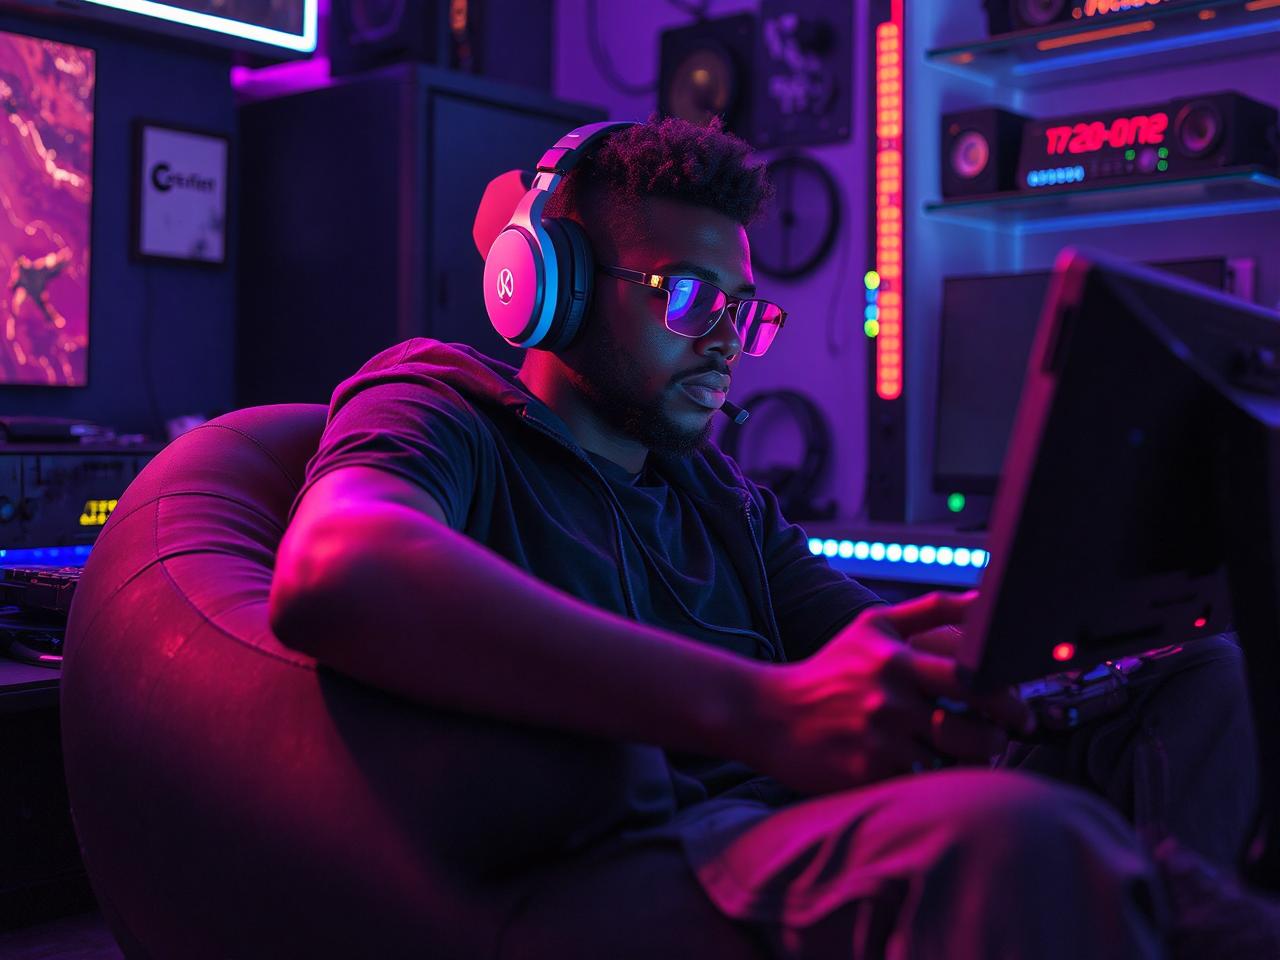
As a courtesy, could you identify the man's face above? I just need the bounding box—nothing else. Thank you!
[564,195,754,456]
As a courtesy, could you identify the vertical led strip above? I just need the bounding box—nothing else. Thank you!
[873,0,904,401]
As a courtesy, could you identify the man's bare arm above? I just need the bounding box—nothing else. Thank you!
[269,466,768,761]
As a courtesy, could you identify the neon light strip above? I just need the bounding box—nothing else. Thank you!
[1245,0,1280,11]
[78,0,318,52]
[1026,165,1087,187]
[873,0,904,401]
[0,545,93,565]
[1036,19,1155,50]
[1015,13,1280,75]
[809,538,990,569]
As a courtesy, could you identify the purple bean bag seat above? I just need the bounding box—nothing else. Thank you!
[58,405,574,959]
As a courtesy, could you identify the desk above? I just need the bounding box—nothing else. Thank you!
[0,658,59,713]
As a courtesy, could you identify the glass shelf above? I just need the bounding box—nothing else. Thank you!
[923,168,1280,234]
[926,0,1280,88]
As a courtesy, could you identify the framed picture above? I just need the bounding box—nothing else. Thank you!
[133,122,229,266]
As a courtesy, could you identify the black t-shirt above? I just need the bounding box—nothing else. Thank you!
[295,339,884,811]
[585,450,770,658]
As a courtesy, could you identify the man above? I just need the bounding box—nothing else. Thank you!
[269,117,1266,958]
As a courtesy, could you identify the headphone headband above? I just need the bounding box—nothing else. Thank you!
[482,120,636,352]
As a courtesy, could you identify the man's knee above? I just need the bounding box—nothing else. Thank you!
[888,771,1166,959]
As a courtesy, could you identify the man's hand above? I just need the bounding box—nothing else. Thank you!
[746,591,1035,796]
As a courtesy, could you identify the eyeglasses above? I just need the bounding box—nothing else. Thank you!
[597,265,787,357]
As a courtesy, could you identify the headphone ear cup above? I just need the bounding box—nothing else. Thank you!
[540,218,594,353]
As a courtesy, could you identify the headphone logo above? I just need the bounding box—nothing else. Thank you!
[496,268,515,304]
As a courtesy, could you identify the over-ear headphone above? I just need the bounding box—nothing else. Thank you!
[481,120,636,353]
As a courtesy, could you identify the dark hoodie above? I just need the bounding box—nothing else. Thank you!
[293,338,882,869]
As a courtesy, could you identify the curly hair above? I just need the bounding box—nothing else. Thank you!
[543,116,774,243]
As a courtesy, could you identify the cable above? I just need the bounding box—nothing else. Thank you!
[140,267,164,440]
[585,0,658,96]
[824,208,851,357]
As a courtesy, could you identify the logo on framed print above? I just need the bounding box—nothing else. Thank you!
[134,123,228,265]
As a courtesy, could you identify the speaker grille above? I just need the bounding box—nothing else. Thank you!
[1174,100,1224,159]
[951,130,991,180]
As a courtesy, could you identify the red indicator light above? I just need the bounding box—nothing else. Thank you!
[1194,617,1207,628]
[1052,642,1075,662]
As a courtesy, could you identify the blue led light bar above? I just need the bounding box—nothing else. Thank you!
[1026,165,1087,188]
[809,538,988,587]
[0,545,93,566]
[77,0,318,53]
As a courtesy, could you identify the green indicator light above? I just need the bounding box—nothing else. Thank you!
[864,270,881,290]
[1157,160,1168,171]
[864,319,880,338]
[947,492,966,513]
[1158,147,1168,158]
[1124,149,1135,160]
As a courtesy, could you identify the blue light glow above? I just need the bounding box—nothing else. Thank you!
[929,172,1280,235]
[0,545,92,566]
[807,538,987,585]
[1013,15,1280,78]
[80,0,318,52]
[1027,165,1087,189]
[865,305,880,321]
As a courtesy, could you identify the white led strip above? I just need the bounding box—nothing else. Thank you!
[79,0,318,52]
[809,538,989,569]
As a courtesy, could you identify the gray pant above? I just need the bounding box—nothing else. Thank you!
[498,634,1257,959]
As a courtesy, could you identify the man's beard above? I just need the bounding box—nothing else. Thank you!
[568,324,714,457]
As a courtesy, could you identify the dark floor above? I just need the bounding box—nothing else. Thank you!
[0,912,124,960]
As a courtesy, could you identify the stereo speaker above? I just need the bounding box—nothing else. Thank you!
[329,0,552,91]
[658,13,757,142]
[1168,92,1278,170]
[941,107,1028,198]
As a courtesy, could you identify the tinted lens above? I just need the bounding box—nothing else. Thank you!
[665,278,727,336]
[735,300,785,356]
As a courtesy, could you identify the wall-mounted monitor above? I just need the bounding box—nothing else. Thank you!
[10,0,317,58]
[933,257,1248,501]
[0,26,95,387]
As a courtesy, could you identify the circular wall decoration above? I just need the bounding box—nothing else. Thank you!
[749,153,840,280]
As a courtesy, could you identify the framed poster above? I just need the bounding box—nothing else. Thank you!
[133,122,228,265]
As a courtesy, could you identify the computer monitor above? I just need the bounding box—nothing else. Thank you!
[961,248,1280,883]
[934,258,1235,499]
[17,1,317,58]
[0,28,95,387]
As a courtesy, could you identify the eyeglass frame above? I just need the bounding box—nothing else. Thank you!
[596,264,788,354]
